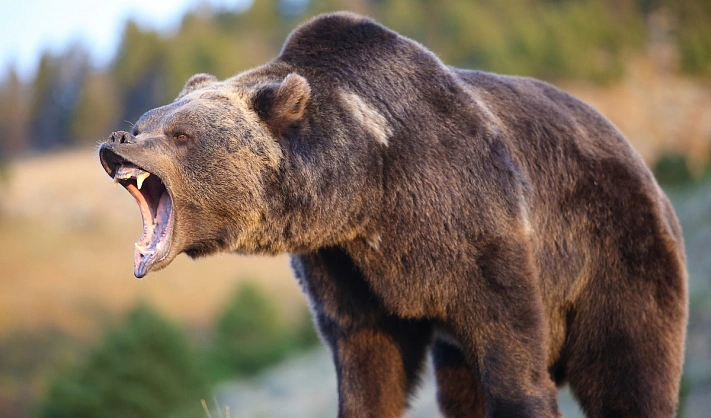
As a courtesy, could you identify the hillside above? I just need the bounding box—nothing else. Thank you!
[0,148,306,337]
[564,58,711,171]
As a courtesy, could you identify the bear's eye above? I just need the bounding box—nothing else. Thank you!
[173,133,189,142]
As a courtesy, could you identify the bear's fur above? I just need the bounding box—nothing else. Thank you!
[99,12,688,418]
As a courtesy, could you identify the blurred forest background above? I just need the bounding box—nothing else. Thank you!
[1,0,710,417]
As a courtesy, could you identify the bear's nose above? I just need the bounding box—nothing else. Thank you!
[107,131,136,144]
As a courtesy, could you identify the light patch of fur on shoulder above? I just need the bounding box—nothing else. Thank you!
[457,81,505,136]
[339,90,393,147]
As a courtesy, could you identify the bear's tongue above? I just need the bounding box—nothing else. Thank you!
[132,187,173,278]
[113,164,174,278]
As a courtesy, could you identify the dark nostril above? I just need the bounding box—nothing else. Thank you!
[108,130,136,144]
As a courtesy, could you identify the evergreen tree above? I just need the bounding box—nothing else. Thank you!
[28,45,89,151]
[1,0,710,156]
[112,21,168,127]
[36,304,208,418]
[208,282,319,380]
[71,71,120,146]
[0,66,28,157]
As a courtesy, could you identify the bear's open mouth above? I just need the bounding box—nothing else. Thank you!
[112,163,174,278]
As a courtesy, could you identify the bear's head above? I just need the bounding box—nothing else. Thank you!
[99,71,314,278]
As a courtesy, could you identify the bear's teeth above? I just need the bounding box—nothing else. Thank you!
[113,178,120,188]
[135,242,155,255]
[136,172,150,190]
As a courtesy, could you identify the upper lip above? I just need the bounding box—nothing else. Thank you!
[99,142,154,179]
[99,143,126,179]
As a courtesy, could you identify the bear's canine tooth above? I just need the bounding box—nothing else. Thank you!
[113,178,120,188]
[136,172,151,190]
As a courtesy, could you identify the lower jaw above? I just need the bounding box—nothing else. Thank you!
[133,233,173,278]
[130,186,175,278]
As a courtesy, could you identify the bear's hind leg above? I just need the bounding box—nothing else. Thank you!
[565,288,686,418]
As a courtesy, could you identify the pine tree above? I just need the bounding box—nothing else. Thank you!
[36,304,208,418]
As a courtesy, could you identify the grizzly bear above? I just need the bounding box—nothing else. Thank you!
[99,12,687,418]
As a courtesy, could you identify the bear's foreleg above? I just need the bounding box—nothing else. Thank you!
[292,249,433,418]
[432,338,487,418]
[316,313,432,418]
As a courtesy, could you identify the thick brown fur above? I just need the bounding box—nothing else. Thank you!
[99,12,688,418]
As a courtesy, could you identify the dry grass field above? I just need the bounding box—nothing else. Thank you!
[0,148,306,338]
[563,58,711,170]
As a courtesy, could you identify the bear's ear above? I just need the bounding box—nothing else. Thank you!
[251,73,311,136]
[176,73,218,100]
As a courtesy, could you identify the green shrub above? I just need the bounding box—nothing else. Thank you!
[0,328,77,418]
[35,304,208,418]
[666,0,711,77]
[373,0,644,83]
[653,153,694,185]
[207,282,319,380]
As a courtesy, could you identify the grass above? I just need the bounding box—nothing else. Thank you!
[201,398,230,418]
[562,57,711,167]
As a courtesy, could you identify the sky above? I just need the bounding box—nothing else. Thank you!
[0,0,251,80]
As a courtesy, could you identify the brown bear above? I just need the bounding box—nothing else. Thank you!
[99,12,688,418]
